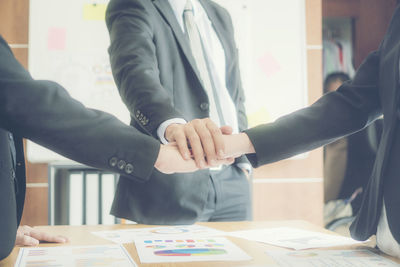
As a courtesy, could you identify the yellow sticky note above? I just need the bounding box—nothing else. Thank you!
[83,4,107,21]
[247,107,271,127]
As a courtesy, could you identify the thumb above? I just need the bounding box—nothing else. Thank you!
[220,125,233,135]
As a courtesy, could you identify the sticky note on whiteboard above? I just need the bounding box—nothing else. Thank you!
[47,28,66,50]
[83,4,107,21]
[258,52,281,78]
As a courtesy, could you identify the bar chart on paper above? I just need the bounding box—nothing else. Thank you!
[135,237,252,263]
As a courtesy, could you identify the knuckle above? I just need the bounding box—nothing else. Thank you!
[209,127,221,135]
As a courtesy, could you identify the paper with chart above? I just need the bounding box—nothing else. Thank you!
[266,249,399,267]
[14,244,137,267]
[135,237,251,263]
[92,225,225,244]
[227,227,363,250]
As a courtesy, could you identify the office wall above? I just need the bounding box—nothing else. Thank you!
[252,0,324,226]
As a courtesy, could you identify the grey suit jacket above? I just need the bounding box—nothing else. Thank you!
[106,0,249,224]
[244,4,400,243]
[0,35,160,259]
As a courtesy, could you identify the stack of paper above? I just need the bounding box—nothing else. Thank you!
[15,244,136,267]
[267,249,399,267]
[227,227,363,250]
[92,224,225,244]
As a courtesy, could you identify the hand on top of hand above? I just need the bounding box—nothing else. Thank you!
[165,118,234,168]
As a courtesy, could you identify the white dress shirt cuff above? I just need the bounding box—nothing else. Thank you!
[157,118,187,144]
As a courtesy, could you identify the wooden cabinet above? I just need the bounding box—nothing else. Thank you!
[323,0,396,67]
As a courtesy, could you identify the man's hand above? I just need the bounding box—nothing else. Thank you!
[165,118,231,168]
[155,143,234,174]
[222,132,256,158]
[15,225,68,246]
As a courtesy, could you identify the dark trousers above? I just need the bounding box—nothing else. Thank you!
[199,165,251,222]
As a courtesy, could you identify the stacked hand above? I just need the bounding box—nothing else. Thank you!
[164,118,235,168]
[15,225,68,246]
[154,118,255,174]
[221,132,255,159]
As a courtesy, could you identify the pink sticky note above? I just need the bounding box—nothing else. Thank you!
[258,52,281,78]
[47,28,66,50]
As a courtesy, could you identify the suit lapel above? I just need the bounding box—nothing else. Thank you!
[152,0,203,84]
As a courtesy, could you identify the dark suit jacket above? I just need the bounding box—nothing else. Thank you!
[244,5,400,242]
[106,0,249,224]
[337,119,383,214]
[0,35,160,260]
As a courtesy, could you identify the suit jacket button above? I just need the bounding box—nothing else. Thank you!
[117,160,126,170]
[200,102,209,111]
[109,157,118,167]
[125,164,134,174]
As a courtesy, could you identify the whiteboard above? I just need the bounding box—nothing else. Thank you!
[27,0,307,162]
[28,0,129,162]
[214,0,308,127]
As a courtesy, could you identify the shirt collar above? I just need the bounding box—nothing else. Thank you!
[168,0,204,20]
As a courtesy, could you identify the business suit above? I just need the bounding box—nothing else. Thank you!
[244,5,400,243]
[0,35,160,260]
[337,119,383,214]
[106,0,250,224]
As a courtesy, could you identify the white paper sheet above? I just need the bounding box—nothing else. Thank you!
[227,227,363,250]
[267,249,399,267]
[135,237,252,263]
[14,244,137,267]
[92,225,225,244]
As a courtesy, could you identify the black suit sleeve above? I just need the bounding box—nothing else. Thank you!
[0,36,160,181]
[106,0,184,137]
[245,49,382,167]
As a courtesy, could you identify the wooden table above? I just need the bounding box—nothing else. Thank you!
[2,220,399,266]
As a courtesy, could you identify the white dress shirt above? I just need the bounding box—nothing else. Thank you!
[157,0,239,143]
[376,201,400,258]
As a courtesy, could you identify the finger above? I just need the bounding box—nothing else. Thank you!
[174,129,191,160]
[194,121,218,166]
[225,157,235,165]
[29,229,68,243]
[205,120,225,159]
[220,125,233,135]
[185,124,206,168]
[19,225,33,235]
[211,157,234,166]
[17,234,39,246]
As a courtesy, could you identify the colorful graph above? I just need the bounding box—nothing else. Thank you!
[154,248,227,256]
[135,237,252,263]
[145,245,167,249]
